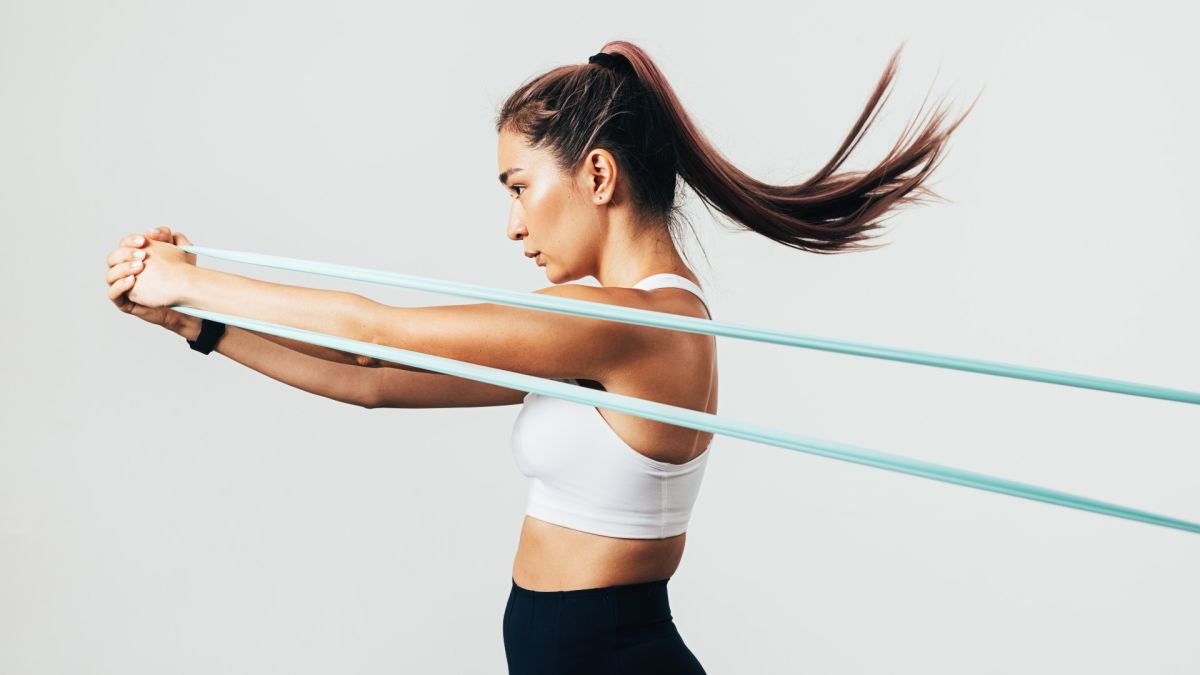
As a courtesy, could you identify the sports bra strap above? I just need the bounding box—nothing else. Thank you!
[632,273,707,301]
[632,273,709,314]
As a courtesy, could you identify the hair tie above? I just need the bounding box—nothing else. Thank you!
[588,51,630,74]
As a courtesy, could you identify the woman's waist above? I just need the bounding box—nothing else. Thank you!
[513,515,686,591]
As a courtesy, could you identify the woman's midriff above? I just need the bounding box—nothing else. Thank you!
[512,515,687,591]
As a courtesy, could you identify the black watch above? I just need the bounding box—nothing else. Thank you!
[187,319,227,354]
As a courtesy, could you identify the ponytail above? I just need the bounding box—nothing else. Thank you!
[497,41,978,256]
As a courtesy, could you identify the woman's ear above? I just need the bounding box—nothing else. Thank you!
[584,148,617,204]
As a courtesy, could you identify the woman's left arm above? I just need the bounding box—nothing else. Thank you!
[181,267,377,353]
[139,240,657,383]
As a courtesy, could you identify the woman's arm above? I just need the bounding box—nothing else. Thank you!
[131,238,648,382]
[167,263,646,382]
[175,314,523,408]
[123,227,387,369]
[174,268,442,372]
[172,314,383,408]
[253,332,390,368]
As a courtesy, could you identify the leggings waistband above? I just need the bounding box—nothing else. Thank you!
[509,577,670,599]
[509,577,673,626]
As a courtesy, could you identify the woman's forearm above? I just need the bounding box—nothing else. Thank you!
[170,315,381,408]
[181,267,376,344]
[176,268,443,373]
[175,315,380,366]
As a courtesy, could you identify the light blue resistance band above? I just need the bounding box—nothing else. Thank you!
[179,245,1200,406]
[172,245,1200,535]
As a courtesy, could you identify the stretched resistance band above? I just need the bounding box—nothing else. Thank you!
[179,245,1200,406]
[169,246,1200,535]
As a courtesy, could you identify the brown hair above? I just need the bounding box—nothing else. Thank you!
[495,40,979,261]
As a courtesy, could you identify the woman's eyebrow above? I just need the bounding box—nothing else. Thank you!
[498,167,524,185]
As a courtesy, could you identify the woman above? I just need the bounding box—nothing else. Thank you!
[105,40,970,674]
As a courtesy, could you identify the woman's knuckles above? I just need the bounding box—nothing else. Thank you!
[106,246,145,268]
[105,263,139,284]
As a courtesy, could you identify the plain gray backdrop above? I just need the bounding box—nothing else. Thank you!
[2,1,1197,673]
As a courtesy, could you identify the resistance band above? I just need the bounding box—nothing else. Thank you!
[168,245,1200,535]
[180,245,1200,406]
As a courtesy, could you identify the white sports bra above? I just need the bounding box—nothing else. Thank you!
[510,273,713,540]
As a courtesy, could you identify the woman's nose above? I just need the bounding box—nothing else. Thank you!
[507,218,526,241]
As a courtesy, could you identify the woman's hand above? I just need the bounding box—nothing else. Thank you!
[106,227,198,333]
[118,232,196,309]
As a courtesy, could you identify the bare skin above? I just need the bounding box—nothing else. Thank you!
[106,126,719,593]
[496,125,719,590]
[512,293,717,592]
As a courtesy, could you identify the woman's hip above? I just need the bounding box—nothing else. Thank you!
[502,576,706,674]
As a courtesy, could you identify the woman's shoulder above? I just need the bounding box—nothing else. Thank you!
[536,281,708,321]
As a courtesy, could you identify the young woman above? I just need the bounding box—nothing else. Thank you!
[105,40,971,674]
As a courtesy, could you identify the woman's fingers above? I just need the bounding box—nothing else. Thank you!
[118,233,148,248]
[106,228,185,314]
[114,227,171,250]
[106,234,155,313]
[108,274,136,305]
[106,246,147,268]
[106,259,145,285]
[145,226,173,242]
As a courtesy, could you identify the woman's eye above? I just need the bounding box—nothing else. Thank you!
[510,185,525,198]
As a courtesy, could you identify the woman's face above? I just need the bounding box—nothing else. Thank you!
[498,128,605,283]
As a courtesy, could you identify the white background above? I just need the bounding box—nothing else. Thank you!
[2,1,1197,673]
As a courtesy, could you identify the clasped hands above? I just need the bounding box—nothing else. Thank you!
[106,227,387,367]
[104,226,199,331]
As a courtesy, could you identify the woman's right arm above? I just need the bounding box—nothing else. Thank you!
[172,314,526,409]
[253,331,386,368]
[171,314,383,408]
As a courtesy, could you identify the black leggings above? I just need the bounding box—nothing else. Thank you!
[503,576,707,674]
